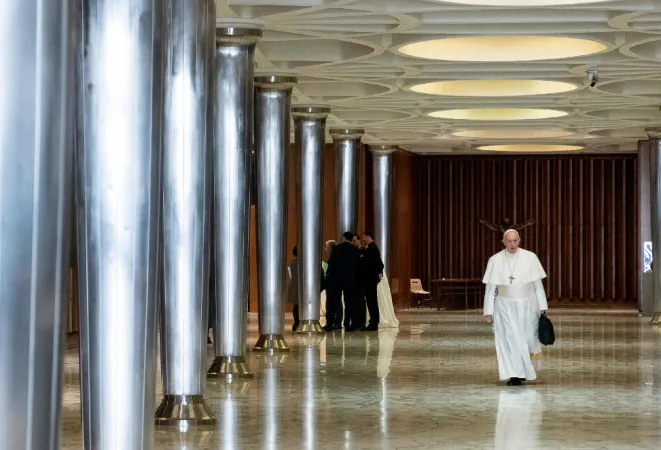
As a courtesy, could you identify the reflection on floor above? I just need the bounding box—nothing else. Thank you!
[61,310,661,449]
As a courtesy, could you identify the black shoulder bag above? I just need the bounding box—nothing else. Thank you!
[538,314,556,346]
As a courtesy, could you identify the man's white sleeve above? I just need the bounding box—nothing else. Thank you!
[483,283,496,316]
[533,279,548,311]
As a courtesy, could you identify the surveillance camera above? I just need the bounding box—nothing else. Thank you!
[587,70,598,88]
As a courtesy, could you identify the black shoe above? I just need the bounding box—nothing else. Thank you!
[360,326,377,332]
[345,327,355,332]
[292,323,298,332]
[323,325,333,332]
[506,378,522,386]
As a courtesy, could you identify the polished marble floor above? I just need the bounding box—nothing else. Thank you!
[61,310,661,449]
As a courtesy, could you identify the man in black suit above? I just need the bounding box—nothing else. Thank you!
[325,231,362,331]
[350,233,366,330]
[360,230,384,331]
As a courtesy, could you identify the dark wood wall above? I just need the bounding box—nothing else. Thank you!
[417,154,638,307]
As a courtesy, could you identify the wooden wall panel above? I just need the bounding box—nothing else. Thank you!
[418,155,638,307]
[389,151,419,309]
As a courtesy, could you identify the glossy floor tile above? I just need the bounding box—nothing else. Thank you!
[61,310,661,449]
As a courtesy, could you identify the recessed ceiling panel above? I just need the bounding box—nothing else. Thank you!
[410,80,578,97]
[453,129,574,139]
[437,0,612,5]
[477,144,583,152]
[296,80,391,100]
[429,108,568,121]
[370,130,437,140]
[597,80,661,97]
[332,109,412,123]
[398,36,607,62]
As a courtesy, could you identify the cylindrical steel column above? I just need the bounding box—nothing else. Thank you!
[155,0,216,427]
[0,1,74,448]
[207,26,262,378]
[292,106,331,334]
[638,140,654,317]
[649,136,661,325]
[77,1,164,448]
[369,145,398,276]
[253,75,297,351]
[331,128,365,239]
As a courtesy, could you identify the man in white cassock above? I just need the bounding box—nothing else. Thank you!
[483,229,548,386]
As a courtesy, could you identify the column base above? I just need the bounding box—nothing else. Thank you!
[155,395,216,427]
[253,334,290,351]
[206,355,254,379]
[650,312,661,325]
[295,319,325,334]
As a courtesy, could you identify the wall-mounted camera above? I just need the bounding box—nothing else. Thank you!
[587,69,599,88]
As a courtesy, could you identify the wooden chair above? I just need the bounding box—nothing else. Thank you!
[410,278,432,309]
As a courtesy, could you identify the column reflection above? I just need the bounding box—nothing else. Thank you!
[216,379,252,449]
[259,354,288,450]
[299,336,324,450]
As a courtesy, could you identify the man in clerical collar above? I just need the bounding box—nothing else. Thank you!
[482,229,549,386]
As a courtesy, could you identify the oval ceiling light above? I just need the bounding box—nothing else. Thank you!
[477,144,583,152]
[410,80,578,97]
[453,129,574,139]
[398,36,607,62]
[429,108,568,121]
[438,0,611,5]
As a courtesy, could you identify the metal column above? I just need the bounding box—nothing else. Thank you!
[638,140,654,317]
[331,128,365,239]
[77,1,164,448]
[649,136,661,324]
[369,145,398,276]
[0,1,74,448]
[253,76,297,351]
[207,26,262,378]
[155,0,216,426]
[292,106,331,334]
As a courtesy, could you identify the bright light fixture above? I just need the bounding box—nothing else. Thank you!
[410,80,578,97]
[429,108,568,121]
[438,0,611,5]
[477,144,583,152]
[398,36,607,62]
[453,129,574,139]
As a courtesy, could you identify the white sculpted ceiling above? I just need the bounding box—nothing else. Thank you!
[217,0,661,154]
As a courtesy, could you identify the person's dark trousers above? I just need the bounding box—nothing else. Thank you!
[292,304,300,330]
[207,264,216,343]
[343,284,357,328]
[350,284,366,329]
[364,281,379,329]
[325,282,343,328]
[208,290,215,338]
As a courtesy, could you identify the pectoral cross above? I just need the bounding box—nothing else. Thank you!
[508,275,515,284]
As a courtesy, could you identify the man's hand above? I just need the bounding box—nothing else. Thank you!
[484,315,493,324]
[379,273,383,280]
[541,310,547,315]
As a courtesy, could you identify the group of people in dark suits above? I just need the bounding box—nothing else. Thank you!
[324,230,385,332]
